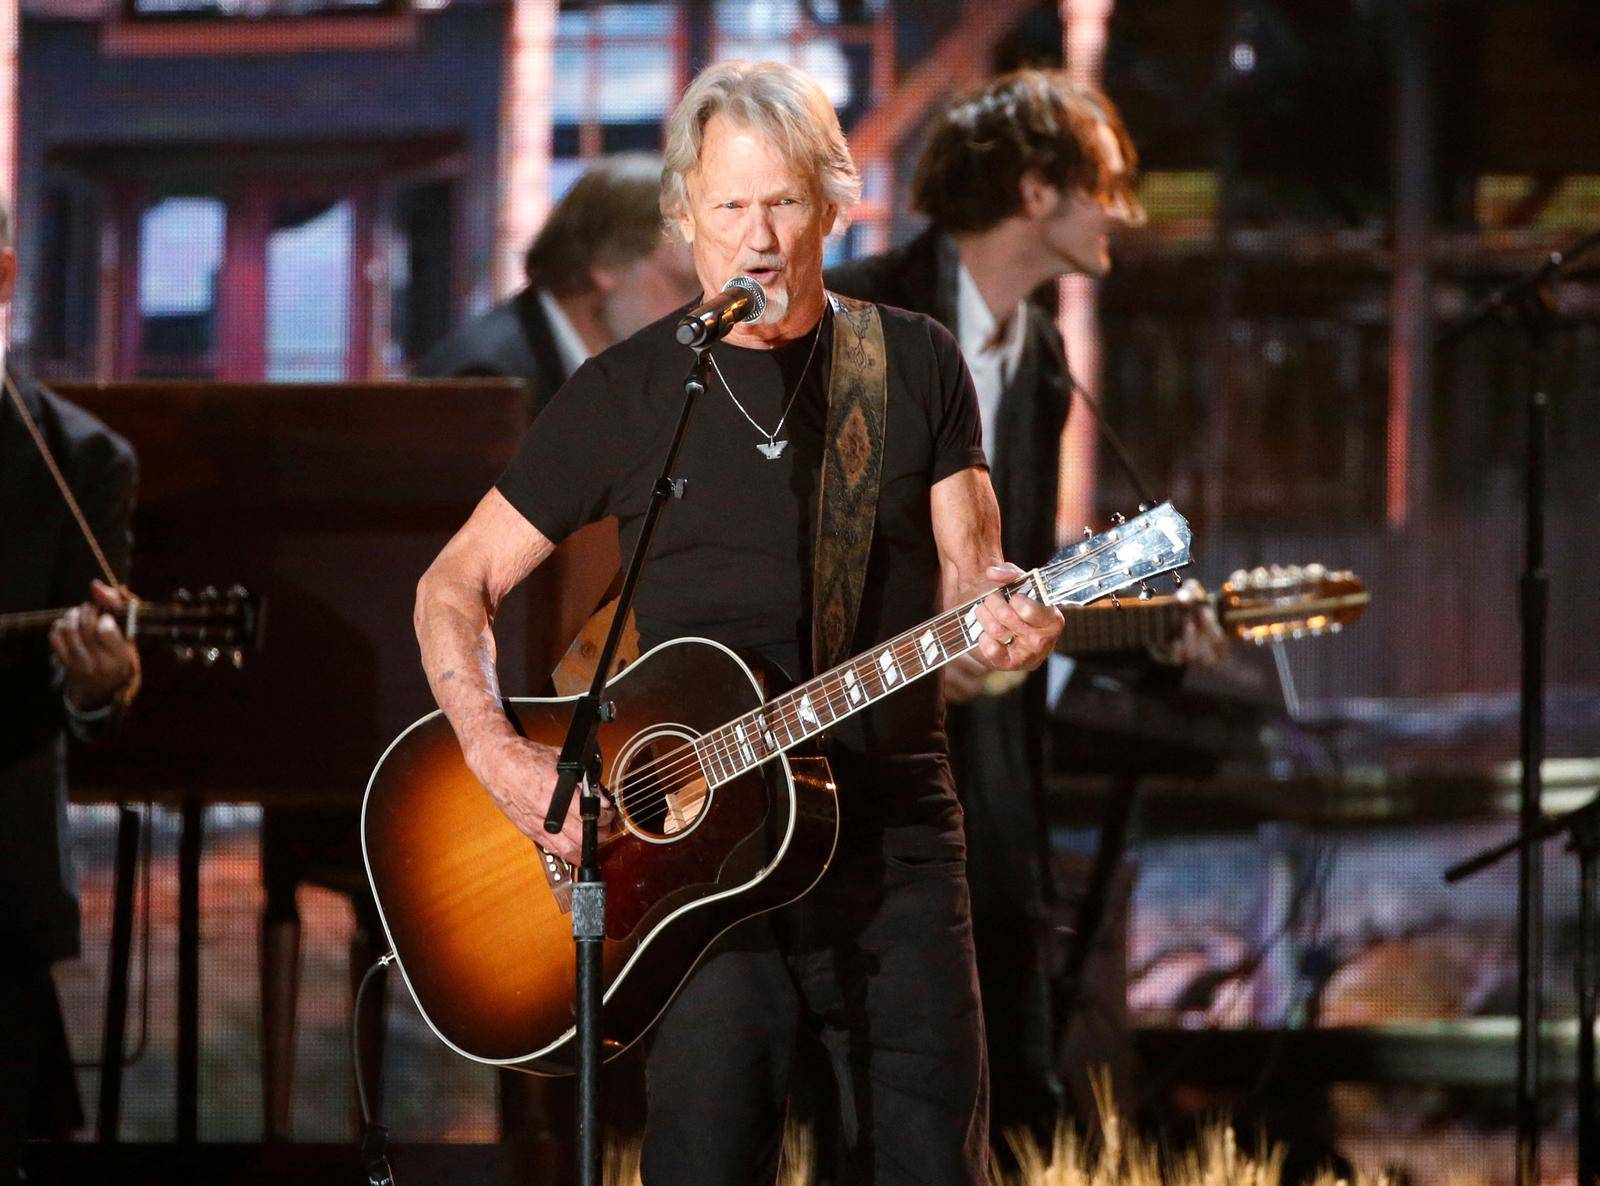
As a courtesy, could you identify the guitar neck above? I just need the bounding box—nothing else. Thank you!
[1055,594,1214,655]
[691,573,1045,788]
[0,605,138,638]
[0,601,225,642]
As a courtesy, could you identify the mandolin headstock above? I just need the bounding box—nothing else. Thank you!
[1220,564,1367,644]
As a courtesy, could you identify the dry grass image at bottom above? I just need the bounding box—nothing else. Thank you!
[602,1073,1489,1186]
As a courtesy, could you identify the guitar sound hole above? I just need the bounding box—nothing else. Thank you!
[615,731,710,842]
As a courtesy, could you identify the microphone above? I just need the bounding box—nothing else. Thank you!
[675,275,767,347]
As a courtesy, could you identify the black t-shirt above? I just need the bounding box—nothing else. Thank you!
[497,299,986,853]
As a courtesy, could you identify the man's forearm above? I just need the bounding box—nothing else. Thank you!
[415,570,517,766]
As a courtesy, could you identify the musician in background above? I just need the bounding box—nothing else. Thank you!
[829,71,1226,1154]
[413,60,1064,1184]
[416,153,698,409]
[0,198,140,1182]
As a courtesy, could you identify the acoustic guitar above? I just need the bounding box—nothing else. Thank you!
[362,503,1193,1073]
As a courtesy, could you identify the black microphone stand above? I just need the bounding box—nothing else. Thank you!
[541,340,710,1186]
[1445,795,1600,1185]
[1437,228,1599,1186]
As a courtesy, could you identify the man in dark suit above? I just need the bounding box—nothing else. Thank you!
[829,71,1225,1154]
[415,153,698,409]
[0,202,140,1182]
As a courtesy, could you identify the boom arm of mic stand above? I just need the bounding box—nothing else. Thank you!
[1436,227,1600,349]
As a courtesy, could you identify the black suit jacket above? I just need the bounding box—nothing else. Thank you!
[1,370,137,968]
[828,228,1069,914]
[413,286,572,414]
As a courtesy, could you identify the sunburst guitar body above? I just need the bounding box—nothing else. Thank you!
[363,638,837,1072]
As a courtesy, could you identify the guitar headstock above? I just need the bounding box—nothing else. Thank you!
[136,585,266,668]
[1038,502,1192,608]
[1220,564,1367,644]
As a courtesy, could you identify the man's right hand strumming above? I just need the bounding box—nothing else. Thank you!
[465,732,590,864]
[415,489,613,866]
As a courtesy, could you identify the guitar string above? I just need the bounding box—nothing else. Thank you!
[614,611,975,817]
[0,602,240,631]
[597,539,1159,827]
[611,612,982,827]
[597,531,1172,824]
[600,571,1035,817]
[631,576,1341,819]
[601,512,1190,809]
[603,595,994,825]
[603,584,1346,835]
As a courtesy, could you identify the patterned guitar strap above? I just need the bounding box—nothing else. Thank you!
[551,294,888,695]
[811,292,887,675]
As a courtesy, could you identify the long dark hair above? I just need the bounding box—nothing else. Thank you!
[911,70,1140,234]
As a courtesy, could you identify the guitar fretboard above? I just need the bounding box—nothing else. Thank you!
[1055,596,1209,655]
[0,600,251,642]
[679,500,1191,790]
[690,575,1042,787]
[0,605,136,637]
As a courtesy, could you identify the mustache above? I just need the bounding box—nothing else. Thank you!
[738,255,785,273]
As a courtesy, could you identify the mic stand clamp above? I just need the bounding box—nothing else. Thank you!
[1445,795,1600,1186]
[539,342,711,1186]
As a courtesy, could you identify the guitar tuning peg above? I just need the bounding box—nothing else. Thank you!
[1111,511,1127,526]
[173,645,195,663]
[201,646,221,667]
[1230,569,1248,586]
[200,585,219,602]
[175,587,193,602]
[1109,591,1122,609]
[1082,526,1093,539]
[1138,503,1150,513]
[1172,572,1184,589]
[1138,582,1152,602]
[229,648,245,669]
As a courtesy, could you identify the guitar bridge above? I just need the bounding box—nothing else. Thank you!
[539,848,574,915]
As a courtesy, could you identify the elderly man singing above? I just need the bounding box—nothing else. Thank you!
[413,60,1064,1184]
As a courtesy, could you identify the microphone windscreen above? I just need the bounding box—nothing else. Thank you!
[722,275,768,323]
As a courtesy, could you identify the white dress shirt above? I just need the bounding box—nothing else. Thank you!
[537,288,592,377]
[954,260,1028,463]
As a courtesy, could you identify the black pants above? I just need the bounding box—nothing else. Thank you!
[0,967,82,1184]
[639,848,988,1186]
[948,692,1064,1153]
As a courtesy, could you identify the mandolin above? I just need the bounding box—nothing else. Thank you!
[1055,563,1368,655]
[362,504,1193,1073]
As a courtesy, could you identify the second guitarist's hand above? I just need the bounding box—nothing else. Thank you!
[52,579,141,712]
[1148,579,1229,668]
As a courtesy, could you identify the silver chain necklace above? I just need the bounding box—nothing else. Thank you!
[709,312,824,460]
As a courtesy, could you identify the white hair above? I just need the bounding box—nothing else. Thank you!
[660,60,861,234]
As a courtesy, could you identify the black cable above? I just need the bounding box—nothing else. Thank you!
[353,954,396,1186]
[1065,367,1161,510]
